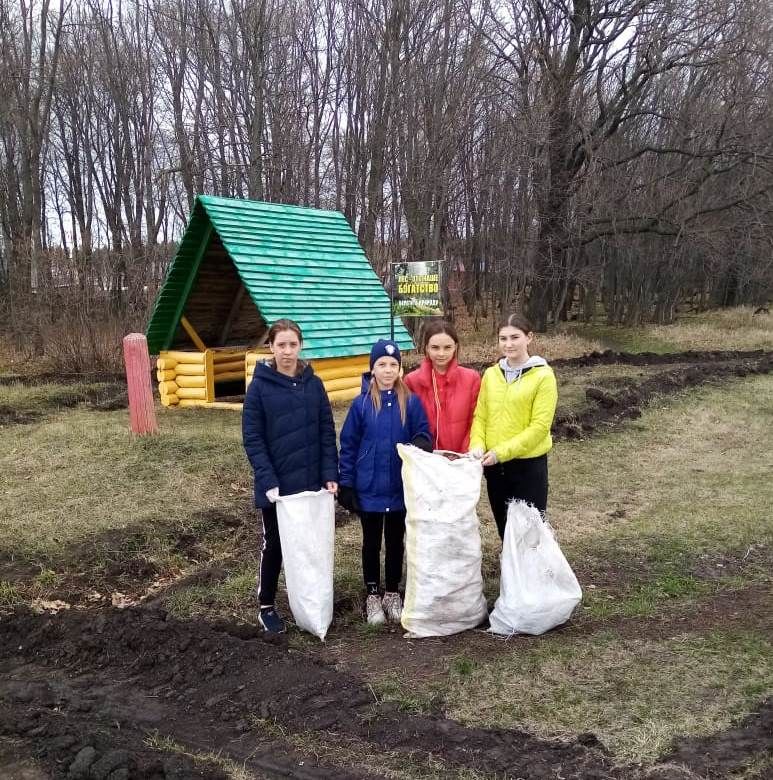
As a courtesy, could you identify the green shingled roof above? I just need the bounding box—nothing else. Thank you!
[146,195,413,358]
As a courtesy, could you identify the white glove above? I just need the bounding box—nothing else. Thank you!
[468,447,485,459]
[265,487,280,503]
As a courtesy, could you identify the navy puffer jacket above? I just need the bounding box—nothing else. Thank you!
[338,374,430,513]
[242,360,338,509]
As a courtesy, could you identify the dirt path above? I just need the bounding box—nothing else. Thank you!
[2,602,771,780]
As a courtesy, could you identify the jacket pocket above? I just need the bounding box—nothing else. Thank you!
[355,445,376,494]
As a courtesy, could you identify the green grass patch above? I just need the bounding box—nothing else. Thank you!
[0,580,22,608]
[0,381,122,414]
[441,630,773,762]
[563,305,773,354]
[374,672,443,714]
[164,568,257,619]
[582,574,713,620]
[550,376,773,571]
[0,406,251,576]
[566,323,680,353]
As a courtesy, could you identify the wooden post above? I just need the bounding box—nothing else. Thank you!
[123,333,159,435]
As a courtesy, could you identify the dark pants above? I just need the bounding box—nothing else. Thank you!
[257,503,282,606]
[360,511,406,593]
[485,454,548,540]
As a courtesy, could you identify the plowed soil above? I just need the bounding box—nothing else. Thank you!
[4,605,771,780]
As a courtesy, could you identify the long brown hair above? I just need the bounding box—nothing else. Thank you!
[369,375,409,424]
[267,318,303,344]
[420,319,460,360]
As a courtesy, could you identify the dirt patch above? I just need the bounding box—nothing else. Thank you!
[460,348,773,375]
[688,545,772,581]
[0,404,42,425]
[0,606,625,779]
[408,349,773,441]
[552,354,773,440]
[0,372,125,387]
[551,348,773,370]
[0,381,128,426]
[660,697,773,778]
[321,584,773,683]
[572,583,773,642]
[0,508,254,607]
[1,596,771,779]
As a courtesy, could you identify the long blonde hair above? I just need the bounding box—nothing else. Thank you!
[369,375,409,424]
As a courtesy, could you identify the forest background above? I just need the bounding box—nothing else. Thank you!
[1,0,772,369]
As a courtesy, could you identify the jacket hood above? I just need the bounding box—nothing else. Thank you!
[498,355,548,382]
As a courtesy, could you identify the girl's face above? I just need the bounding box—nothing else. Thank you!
[269,329,302,374]
[372,356,400,389]
[498,326,532,362]
[426,333,457,372]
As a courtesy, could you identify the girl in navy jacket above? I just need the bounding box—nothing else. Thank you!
[338,339,430,625]
[242,319,338,634]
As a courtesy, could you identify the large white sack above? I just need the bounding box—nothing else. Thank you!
[275,489,335,641]
[398,445,488,638]
[489,500,582,636]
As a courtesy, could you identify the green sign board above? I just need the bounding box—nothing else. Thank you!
[392,260,443,316]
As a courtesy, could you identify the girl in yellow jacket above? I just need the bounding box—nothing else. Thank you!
[469,313,558,539]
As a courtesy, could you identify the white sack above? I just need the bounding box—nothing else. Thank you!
[489,500,582,636]
[275,489,335,641]
[398,445,488,638]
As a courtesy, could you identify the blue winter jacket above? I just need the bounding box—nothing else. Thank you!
[242,360,338,509]
[338,374,430,513]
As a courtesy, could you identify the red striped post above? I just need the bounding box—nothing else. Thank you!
[123,333,159,435]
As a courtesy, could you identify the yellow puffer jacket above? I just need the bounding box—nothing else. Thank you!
[469,362,558,462]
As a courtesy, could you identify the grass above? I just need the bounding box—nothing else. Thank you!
[145,733,257,780]
[251,717,492,780]
[0,405,252,596]
[441,630,773,762]
[550,376,773,558]
[564,305,773,354]
[581,573,714,620]
[0,380,122,414]
[163,568,257,619]
[372,375,773,762]
[555,364,655,416]
[448,305,772,363]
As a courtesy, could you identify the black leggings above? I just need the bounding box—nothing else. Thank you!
[485,454,548,540]
[257,503,282,606]
[359,511,406,593]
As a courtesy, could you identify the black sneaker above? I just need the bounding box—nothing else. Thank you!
[258,607,286,634]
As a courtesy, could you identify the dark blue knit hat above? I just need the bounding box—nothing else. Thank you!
[369,339,401,369]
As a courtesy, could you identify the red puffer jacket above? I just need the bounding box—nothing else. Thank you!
[405,357,481,452]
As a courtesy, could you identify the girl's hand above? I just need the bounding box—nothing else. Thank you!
[265,487,280,503]
[481,450,498,467]
[337,485,360,513]
[326,481,338,494]
[468,447,485,459]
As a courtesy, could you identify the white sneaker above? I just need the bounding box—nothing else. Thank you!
[382,592,403,623]
[365,594,386,625]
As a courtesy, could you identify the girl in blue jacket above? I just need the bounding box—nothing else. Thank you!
[338,339,431,625]
[242,319,339,634]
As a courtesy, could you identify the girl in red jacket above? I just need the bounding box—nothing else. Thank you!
[404,321,481,453]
